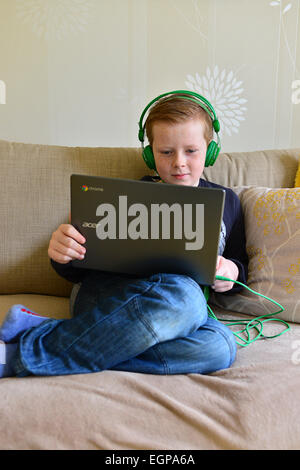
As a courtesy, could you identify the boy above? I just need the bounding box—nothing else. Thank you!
[0,91,247,378]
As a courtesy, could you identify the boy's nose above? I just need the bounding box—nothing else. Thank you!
[173,151,186,167]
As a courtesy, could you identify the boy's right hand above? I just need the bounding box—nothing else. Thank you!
[48,224,86,264]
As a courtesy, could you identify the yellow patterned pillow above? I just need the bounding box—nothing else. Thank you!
[212,187,300,323]
[295,160,300,187]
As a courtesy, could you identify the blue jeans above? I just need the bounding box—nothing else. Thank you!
[12,272,236,377]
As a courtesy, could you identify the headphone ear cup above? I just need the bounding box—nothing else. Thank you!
[142,145,156,170]
[205,141,220,167]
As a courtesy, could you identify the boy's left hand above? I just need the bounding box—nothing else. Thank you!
[212,256,239,293]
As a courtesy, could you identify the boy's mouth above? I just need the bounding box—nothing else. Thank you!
[172,173,189,179]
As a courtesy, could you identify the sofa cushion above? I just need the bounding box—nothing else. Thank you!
[203,148,300,188]
[211,187,300,323]
[295,159,300,187]
[0,140,148,296]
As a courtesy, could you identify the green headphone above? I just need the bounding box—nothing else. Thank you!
[138,90,221,171]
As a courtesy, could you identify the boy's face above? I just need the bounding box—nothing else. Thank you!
[151,119,207,187]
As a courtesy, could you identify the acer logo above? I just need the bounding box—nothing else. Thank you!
[82,222,97,228]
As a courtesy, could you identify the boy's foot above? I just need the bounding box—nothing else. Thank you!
[0,305,48,343]
[0,342,17,378]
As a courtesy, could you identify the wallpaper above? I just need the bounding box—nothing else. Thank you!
[0,0,299,153]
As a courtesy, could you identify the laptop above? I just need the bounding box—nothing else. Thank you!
[70,174,225,285]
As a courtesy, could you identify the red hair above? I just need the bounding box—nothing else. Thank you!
[145,94,213,146]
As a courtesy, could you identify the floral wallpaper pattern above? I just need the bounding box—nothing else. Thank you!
[15,0,96,41]
[185,67,247,137]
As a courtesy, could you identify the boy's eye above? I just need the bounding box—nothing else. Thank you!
[161,150,172,155]
[186,149,198,154]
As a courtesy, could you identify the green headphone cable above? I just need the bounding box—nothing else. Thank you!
[206,276,290,347]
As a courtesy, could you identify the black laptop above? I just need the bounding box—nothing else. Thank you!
[70,174,225,285]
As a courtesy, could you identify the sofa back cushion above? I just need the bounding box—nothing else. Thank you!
[0,139,299,296]
[203,148,299,188]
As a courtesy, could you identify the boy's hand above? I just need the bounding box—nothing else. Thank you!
[212,256,239,293]
[48,224,86,264]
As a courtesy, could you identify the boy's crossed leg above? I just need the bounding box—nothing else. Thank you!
[0,273,207,378]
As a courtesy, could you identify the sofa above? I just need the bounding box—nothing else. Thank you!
[0,138,299,450]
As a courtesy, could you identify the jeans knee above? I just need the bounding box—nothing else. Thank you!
[164,274,208,324]
[140,274,208,343]
[206,318,237,370]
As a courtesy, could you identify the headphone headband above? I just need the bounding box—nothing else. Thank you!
[138,89,220,143]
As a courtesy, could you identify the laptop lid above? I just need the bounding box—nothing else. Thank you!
[71,174,225,285]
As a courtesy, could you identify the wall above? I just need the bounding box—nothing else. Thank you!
[0,0,299,152]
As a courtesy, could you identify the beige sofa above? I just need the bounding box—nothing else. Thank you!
[0,139,299,450]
